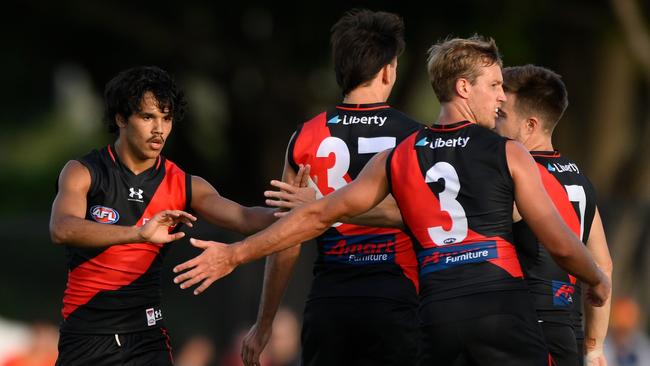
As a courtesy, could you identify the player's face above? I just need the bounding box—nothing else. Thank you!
[495,93,526,141]
[467,63,506,129]
[118,91,173,161]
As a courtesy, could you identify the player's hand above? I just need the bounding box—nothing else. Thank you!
[585,348,607,366]
[293,163,311,187]
[172,238,239,295]
[585,269,611,307]
[265,164,317,217]
[265,182,317,215]
[241,323,272,366]
[138,210,196,243]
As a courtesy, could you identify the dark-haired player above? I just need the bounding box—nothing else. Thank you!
[496,64,612,366]
[50,66,302,365]
[177,9,422,366]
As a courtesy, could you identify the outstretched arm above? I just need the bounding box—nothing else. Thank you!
[173,150,392,289]
[174,165,310,296]
[234,150,391,261]
[50,160,196,247]
[506,141,610,306]
[584,208,613,364]
[265,180,404,228]
[344,195,404,228]
[191,176,277,236]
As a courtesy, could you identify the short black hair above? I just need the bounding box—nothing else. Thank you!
[330,9,405,96]
[103,66,187,133]
[502,65,568,131]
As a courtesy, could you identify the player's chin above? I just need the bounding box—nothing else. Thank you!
[486,116,497,129]
[478,118,496,130]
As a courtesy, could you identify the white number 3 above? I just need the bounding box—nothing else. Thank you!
[425,162,468,245]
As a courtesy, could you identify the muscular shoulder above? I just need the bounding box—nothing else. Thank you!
[58,160,92,194]
[190,175,220,201]
[505,140,535,176]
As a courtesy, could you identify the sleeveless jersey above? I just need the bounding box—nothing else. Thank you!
[60,145,191,334]
[388,121,527,305]
[288,102,421,302]
[513,151,596,326]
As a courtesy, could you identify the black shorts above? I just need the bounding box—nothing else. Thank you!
[540,322,579,366]
[301,297,419,366]
[55,327,173,366]
[419,290,551,366]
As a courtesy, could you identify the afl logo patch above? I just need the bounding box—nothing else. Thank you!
[90,205,120,224]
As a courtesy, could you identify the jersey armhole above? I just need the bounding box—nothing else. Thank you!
[499,139,515,191]
[75,158,97,197]
[383,143,420,251]
[286,126,303,173]
[582,176,598,244]
[385,148,396,195]
[185,173,193,213]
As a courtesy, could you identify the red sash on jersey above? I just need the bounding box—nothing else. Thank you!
[390,133,522,278]
[536,161,581,289]
[62,160,187,319]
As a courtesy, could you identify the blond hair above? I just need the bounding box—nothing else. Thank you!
[427,35,502,102]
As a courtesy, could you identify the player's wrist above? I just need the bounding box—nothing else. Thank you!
[255,317,273,331]
[584,336,604,353]
[134,225,147,242]
[230,241,248,266]
[256,308,279,329]
[585,347,604,361]
[589,266,606,287]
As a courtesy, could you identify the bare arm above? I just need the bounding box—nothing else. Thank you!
[172,157,311,298]
[265,180,404,228]
[50,160,195,247]
[344,195,404,229]
[584,208,613,363]
[173,150,392,286]
[241,150,304,366]
[235,150,392,262]
[506,141,610,305]
[241,245,300,366]
[191,176,276,235]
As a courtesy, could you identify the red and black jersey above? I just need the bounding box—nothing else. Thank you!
[59,145,191,334]
[388,121,527,305]
[513,151,597,326]
[288,102,422,303]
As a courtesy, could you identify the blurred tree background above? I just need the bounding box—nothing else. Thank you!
[0,0,648,360]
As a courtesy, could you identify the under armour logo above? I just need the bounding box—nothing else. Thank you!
[129,187,144,201]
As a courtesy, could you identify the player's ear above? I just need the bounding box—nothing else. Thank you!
[116,114,127,128]
[455,78,471,99]
[526,117,538,134]
[381,64,391,85]
[381,57,398,85]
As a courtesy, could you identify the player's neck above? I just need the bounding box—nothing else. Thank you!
[436,101,475,125]
[524,134,554,152]
[343,85,389,105]
[114,138,157,175]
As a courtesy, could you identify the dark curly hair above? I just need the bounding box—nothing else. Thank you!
[103,66,187,133]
